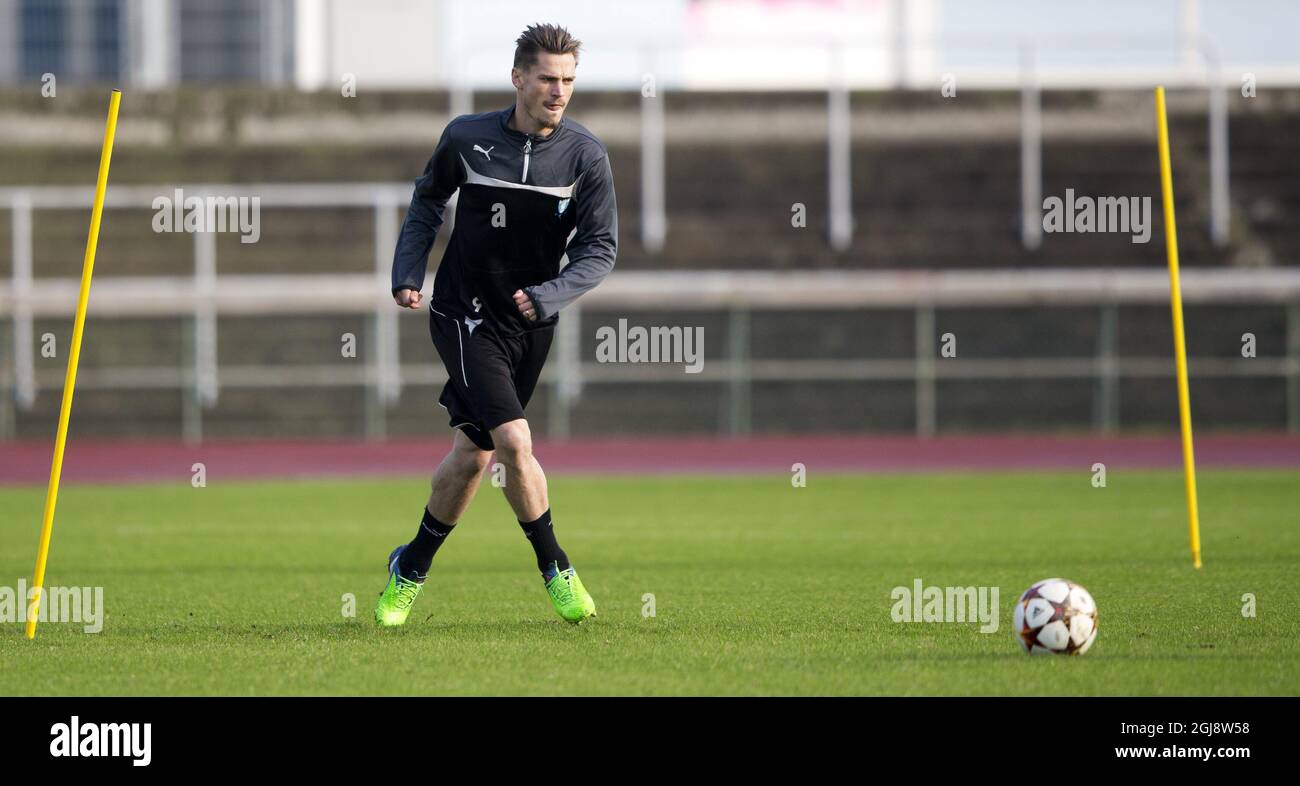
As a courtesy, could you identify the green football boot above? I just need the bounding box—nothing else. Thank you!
[544,564,596,624]
[374,545,424,627]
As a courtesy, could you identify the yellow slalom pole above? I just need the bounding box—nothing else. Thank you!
[1154,86,1202,570]
[26,89,121,639]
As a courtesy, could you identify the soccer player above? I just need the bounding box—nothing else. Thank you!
[375,24,617,626]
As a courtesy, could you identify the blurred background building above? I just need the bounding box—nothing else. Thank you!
[1,0,1298,442]
[4,1,1300,90]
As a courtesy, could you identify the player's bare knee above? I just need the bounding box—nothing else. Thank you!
[491,420,533,466]
[457,445,492,478]
[441,433,492,483]
[470,449,493,474]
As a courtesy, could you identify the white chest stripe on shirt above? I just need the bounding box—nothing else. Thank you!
[459,154,577,198]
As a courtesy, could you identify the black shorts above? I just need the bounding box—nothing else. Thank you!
[428,304,553,451]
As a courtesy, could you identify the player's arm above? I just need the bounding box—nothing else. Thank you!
[392,123,463,308]
[519,154,618,320]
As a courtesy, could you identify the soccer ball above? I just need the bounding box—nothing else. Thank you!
[1012,578,1098,655]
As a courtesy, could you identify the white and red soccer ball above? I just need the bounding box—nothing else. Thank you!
[1013,578,1098,655]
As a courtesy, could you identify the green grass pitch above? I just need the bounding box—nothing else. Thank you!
[1,470,1296,695]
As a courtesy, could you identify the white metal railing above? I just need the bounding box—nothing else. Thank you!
[2,181,1299,441]
[1017,37,1231,249]
[1,183,409,441]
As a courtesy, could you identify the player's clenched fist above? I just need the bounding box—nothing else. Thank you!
[513,289,537,321]
[394,287,423,309]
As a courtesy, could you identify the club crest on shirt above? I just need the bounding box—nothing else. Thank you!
[556,198,571,216]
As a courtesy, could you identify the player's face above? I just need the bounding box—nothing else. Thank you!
[513,52,576,131]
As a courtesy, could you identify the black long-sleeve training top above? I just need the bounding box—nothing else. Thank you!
[391,105,618,333]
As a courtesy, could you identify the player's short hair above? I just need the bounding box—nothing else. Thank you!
[513,23,581,71]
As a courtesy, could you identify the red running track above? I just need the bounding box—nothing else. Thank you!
[1,434,1299,486]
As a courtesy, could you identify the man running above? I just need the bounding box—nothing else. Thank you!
[376,23,617,626]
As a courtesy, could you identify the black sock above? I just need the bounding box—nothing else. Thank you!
[519,509,569,575]
[399,508,454,580]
